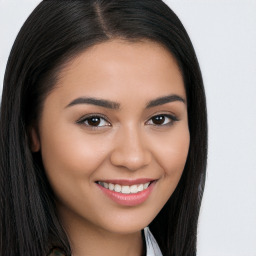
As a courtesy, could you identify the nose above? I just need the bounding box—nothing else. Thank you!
[110,126,152,171]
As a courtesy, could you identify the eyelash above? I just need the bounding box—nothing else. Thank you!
[76,113,178,129]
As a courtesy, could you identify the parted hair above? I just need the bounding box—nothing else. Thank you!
[0,1,207,255]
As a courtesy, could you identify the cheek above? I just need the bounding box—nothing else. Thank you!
[155,125,190,169]
[39,122,110,192]
[164,132,190,176]
[151,125,190,193]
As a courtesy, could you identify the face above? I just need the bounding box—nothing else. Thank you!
[31,39,190,235]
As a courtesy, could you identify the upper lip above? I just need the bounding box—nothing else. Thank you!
[96,178,156,186]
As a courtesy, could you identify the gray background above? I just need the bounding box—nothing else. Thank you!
[1,1,256,255]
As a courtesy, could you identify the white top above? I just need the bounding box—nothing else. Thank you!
[144,227,163,256]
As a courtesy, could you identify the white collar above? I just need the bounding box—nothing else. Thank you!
[144,227,163,256]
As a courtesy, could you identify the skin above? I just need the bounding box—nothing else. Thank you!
[31,39,190,256]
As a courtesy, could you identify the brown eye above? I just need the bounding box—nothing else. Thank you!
[146,114,178,126]
[151,115,166,125]
[77,115,111,128]
[87,117,101,126]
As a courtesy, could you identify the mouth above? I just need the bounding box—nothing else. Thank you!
[95,180,154,194]
[95,179,157,206]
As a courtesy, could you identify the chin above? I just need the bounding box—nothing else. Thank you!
[94,208,159,235]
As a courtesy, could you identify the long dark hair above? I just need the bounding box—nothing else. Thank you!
[0,1,207,255]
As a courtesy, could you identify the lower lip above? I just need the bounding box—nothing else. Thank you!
[96,182,156,206]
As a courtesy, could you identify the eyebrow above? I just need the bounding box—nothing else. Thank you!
[65,94,185,110]
[146,94,185,108]
[66,97,120,110]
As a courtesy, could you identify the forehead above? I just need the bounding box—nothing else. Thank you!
[50,39,186,107]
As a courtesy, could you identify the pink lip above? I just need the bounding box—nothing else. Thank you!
[96,180,156,206]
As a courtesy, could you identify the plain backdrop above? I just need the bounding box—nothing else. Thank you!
[1,1,256,256]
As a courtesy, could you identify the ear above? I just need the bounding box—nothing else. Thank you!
[29,125,41,152]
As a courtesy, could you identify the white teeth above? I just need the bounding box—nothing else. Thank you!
[130,185,138,194]
[109,183,114,190]
[137,184,144,192]
[103,182,109,189]
[143,182,150,189]
[114,184,121,192]
[121,186,130,194]
[97,181,152,194]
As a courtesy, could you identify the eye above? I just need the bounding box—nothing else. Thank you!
[77,115,111,128]
[146,114,178,126]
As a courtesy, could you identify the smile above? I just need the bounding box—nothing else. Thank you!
[95,179,156,206]
[96,181,151,194]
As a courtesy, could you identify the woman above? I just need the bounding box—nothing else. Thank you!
[0,1,207,256]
